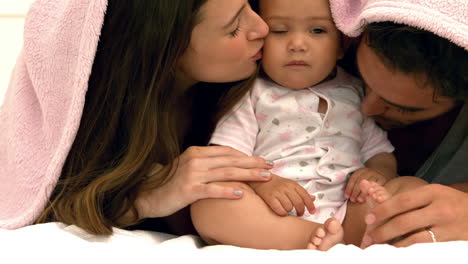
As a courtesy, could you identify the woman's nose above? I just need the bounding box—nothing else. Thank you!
[246,10,269,41]
[361,92,387,116]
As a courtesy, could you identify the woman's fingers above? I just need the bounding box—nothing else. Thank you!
[182,146,272,168]
[201,155,273,170]
[204,167,272,183]
[182,145,247,159]
[194,182,246,200]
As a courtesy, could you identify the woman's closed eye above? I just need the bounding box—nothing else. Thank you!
[229,18,241,37]
[230,25,241,37]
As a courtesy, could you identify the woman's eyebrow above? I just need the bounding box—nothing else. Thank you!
[222,4,246,30]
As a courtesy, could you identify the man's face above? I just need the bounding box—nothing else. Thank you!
[356,38,457,130]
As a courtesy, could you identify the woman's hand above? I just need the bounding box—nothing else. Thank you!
[361,184,468,247]
[249,174,316,217]
[134,146,273,220]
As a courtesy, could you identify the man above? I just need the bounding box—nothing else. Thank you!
[331,0,468,247]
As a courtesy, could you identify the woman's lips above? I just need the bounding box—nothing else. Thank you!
[252,50,263,60]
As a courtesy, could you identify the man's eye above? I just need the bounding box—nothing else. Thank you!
[397,108,411,114]
[397,107,418,114]
[310,28,325,34]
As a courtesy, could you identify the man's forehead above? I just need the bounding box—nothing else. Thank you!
[356,41,454,108]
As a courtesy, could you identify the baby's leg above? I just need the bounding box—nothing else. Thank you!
[191,182,324,250]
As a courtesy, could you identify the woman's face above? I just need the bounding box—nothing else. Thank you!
[177,0,269,88]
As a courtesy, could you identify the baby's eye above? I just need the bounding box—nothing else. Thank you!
[271,30,288,34]
[310,28,326,34]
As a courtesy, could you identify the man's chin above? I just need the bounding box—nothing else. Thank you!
[373,118,405,130]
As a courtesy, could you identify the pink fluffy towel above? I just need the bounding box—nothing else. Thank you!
[0,0,107,229]
[330,0,468,51]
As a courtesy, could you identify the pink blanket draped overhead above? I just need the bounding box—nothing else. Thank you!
[0,0,107,229]
[330,0,468,51]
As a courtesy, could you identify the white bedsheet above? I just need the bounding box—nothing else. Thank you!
[1,222,466,263]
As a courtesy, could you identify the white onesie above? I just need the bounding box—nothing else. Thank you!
[210,68,394,223]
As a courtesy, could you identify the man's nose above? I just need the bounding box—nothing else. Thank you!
[361,92,387,116]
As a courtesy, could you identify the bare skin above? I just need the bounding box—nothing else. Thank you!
[191,180,374,250]
[309,176,428,250]
[190,176,428,251]
[359,177,428,248]
[191,182,324,250]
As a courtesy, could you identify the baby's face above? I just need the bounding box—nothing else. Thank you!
[259,0,343,89]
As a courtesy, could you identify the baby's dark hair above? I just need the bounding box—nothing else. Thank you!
[363,22,468,101]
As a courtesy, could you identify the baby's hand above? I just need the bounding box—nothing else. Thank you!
[250,174,315,216]
[345,168,389,203]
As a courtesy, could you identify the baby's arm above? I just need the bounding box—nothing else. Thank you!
[249,174,316,217]
[345,152,397,203]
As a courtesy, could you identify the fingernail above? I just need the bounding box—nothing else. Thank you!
[361,235,373,248]
[260,171,271,178]
[265,160,274,166]
[233,190,243,196]
[365,213,376,224]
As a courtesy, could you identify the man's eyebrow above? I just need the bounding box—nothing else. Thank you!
[356,63,428,112]
[381,97,427,111]
[222,4,246,30]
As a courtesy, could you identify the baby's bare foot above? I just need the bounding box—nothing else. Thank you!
[307,218,344,251]
[360,179,391,208]
[359,179,391,248]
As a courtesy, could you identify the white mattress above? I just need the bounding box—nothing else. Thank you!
[1,222,465,264]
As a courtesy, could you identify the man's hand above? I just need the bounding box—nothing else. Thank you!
[250,174,315,217]
[361,184,468,247]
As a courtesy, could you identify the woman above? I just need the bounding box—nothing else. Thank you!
[0,0,270,235]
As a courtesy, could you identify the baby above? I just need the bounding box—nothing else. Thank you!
[191,0,400,250]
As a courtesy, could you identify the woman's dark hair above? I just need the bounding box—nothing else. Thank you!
[36,0,256,235]
[363,22,468,101]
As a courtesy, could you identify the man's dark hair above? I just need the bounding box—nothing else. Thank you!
[364,22,468,101]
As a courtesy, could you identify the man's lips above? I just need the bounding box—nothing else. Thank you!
[373,116,402,129]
